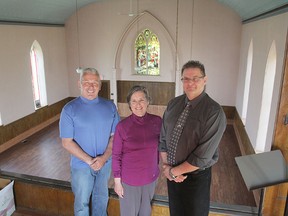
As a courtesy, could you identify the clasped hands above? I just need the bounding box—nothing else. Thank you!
[88,156,105,171]
[162,164,187,183]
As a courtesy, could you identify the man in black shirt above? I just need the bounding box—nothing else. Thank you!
[159,60,226,216]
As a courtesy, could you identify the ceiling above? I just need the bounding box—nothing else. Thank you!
[0,0,287,26]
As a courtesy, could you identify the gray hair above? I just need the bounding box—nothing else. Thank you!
[80,68,101,85]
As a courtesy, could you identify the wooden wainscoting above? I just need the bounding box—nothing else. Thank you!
[11,179,235,216]
[0,98,73,154]
[99,80,110,99]
[117,80,175,105]
[14,180,74,216]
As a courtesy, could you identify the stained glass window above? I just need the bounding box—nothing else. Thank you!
[135,29,160,75]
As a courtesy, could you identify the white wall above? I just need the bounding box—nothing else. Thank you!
[65,0,241,106]
[0,25,68,125]
[236,13,288,152]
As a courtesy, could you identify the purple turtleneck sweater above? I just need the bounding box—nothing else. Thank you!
[112,113,162,186]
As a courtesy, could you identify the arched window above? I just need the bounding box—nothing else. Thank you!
[135,29,160,75]
[242,39,253,125]
[30,40,47,109]
[255,41,277,152]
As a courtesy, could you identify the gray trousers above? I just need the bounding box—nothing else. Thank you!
[119,181,157,216]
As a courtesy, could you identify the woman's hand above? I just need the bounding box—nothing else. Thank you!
[114,178,124,198]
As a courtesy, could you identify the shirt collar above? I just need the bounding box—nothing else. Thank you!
[131,112,148,125]
[80,96,99,104]
[185,91,206,109]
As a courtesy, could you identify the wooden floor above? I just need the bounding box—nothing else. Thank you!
[0,120,256,209]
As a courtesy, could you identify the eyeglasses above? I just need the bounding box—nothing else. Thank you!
[181,76,205,83]
[81,80,99,87]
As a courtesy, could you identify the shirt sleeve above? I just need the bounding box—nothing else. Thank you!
[158,110,168,152]
[110,102,120,135]
[59,105,74,139]
[187,107,226,168]
[112,123,124,178]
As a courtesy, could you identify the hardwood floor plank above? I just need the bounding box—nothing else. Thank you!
[0,121,256,208]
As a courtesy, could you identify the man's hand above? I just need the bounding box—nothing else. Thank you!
[89,156,105,171]
[162,164,187,182]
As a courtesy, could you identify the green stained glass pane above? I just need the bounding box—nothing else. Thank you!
[144,29,150,39]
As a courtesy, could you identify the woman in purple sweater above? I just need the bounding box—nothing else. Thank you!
[112,85,162,216]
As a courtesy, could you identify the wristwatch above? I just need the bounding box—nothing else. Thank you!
[169,167,177,179]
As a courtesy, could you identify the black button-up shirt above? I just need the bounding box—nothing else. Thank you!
[159,91,227,168]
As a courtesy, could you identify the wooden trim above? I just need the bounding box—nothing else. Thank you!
[14,180,74,216]
[0,115,60,154]
[117,80,175,105]
[0,97,72,147]
[232,110,255,156]
[231,108,261,206]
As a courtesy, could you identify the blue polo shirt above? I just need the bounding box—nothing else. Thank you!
[59,96,120,168]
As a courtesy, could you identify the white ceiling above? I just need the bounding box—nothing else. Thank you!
[0,0,287,25]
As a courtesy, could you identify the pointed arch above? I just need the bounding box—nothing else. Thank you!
[110,11,178,105]
[113,11,176,69]
[255,41,277,152]
[30,40,47,109]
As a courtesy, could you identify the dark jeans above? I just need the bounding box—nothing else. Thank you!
[167,167,211,216]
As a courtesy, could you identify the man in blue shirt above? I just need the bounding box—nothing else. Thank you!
[59,68,120,216]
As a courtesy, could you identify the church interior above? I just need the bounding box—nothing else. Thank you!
[0,0,288,215]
